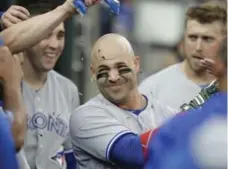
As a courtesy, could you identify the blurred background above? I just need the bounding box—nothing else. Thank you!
[0,0,222,103]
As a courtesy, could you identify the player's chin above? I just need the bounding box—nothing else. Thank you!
[104,92,127,104]
[43,64,55,72]
[191,63,207,73]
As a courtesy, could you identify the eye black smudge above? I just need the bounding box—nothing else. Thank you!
[96,72,109,80]
[118,68,133,75]
[96,68,133,81]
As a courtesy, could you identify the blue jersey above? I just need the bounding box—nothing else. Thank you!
[0,105,19,169]
[144,92,227,169]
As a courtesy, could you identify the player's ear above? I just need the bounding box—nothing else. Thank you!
[90,64,96,82]
[134,56,140,73]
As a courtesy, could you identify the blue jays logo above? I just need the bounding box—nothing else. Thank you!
[50,147,66,168]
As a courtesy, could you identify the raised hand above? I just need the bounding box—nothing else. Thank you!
[0,5,30,29]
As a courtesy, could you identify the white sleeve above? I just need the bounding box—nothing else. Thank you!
[17,149,31,169]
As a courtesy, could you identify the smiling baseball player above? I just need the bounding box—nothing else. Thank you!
[70,33,177,169]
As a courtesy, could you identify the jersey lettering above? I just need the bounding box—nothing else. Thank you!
[27,112,68,137]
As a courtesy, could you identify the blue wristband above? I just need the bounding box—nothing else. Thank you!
[73,0,87,16]
[104,0,120,15]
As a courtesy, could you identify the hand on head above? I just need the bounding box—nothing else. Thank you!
[0,5,30,29]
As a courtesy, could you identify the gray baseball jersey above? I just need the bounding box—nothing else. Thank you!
[139,63,206,111]
[70,93,177,169]
[18,70,80,169]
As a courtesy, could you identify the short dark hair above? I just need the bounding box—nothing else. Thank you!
[23,2,66,30]
[186,1,227,33]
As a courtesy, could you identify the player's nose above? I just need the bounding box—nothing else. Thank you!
[48,36,59,49]
[195,39,203,52]
[108,70,120,82]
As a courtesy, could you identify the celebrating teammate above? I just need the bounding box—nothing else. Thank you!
[139,1,226,111]
[0,40,25,169]
[0,1,99,169]
[144,36,227,169]
[18,3,80,169]
[0,0,99,54]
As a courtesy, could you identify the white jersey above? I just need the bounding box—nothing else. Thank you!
[139,63,205,111]
[18,70,80,169]
[70,92,177,169]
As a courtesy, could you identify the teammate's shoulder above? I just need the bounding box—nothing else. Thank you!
[145,63,180,81]
[140,64,180,86]
[48,70,78,88]
[49,70,71,82]
[80,94,109,108]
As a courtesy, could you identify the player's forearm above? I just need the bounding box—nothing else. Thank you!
[0,4,73,54]
[4,83,26,152]
[109,133,145,169]
[110,129,159,169]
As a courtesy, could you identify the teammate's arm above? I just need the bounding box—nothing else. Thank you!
[0,0,97,54]
[0,43,26,152]
[4,75,26,152]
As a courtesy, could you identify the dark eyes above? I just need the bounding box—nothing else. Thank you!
[57,32,65,40]
[96,72,109,79]
[96,67,132,79]
[202,36,214,42]
[188,35,197,41]
[118,68,132,74]
[188,35,214,43]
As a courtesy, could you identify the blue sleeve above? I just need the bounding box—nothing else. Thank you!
[144,109,207,169]
[109,133,144,169]
[66,152,76,169]
[0,112,19,169]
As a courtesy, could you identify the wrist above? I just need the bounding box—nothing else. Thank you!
[58,1,77,17]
